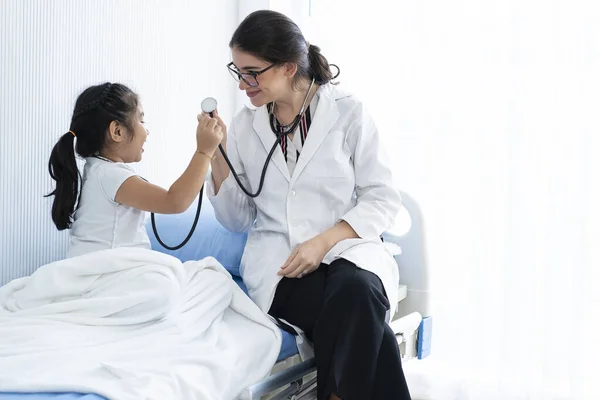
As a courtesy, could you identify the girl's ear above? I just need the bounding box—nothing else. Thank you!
[108,120,125,143]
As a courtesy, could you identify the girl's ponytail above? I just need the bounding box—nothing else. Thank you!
[46,132,80,230]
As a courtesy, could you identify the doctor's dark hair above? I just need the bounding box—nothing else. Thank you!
[230,10,337,86]
[46,82,139,231]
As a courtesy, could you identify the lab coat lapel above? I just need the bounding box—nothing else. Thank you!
[252,106,291,182]
[290,86,340,186]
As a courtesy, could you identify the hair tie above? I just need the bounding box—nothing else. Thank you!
[69,130,76,137]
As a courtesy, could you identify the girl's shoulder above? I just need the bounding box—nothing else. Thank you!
[84,157,137,202]
[85,156,136,173]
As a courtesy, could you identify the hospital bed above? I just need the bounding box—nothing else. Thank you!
[0,191,431,400]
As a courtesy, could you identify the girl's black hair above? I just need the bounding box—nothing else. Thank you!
[46,82,139,230]
[230,10,338,86]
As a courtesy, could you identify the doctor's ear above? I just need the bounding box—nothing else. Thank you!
[282,62,298,78]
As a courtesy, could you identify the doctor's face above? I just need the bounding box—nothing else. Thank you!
[230,47,291,107]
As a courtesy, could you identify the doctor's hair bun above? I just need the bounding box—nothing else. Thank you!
[230,10,337,86]
[307,43,336,84]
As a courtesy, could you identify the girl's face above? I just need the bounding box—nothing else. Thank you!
[108,106,148,163]
[127,107,148,162]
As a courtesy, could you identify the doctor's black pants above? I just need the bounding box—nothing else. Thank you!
[268,258,412,400]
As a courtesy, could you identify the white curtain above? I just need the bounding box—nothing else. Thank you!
[294,1,600,399]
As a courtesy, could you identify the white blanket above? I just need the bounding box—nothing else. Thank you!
[0,248,282,400]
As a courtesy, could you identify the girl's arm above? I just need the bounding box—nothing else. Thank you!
[115,114,223,214]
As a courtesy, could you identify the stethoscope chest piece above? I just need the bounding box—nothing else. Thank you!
[201,97,218,116]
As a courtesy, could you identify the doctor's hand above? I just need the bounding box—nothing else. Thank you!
[278,221,359,279]
[278,235,330,279]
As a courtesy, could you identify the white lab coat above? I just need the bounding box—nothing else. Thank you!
[207,83,402,316]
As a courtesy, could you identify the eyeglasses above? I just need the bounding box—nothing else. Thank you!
[227,62,276,87]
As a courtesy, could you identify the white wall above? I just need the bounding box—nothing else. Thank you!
[0,0,239,285]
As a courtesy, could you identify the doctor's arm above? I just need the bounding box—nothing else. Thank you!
[339,104,402,240]
[296,107,402,257]
[206,112,257,233]
[279,105,401,278]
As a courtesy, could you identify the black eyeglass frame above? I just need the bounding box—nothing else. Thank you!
[227,62,276,87]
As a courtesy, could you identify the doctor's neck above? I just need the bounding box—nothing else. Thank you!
[274,78,319,118]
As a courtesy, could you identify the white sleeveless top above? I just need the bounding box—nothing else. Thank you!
[67,157,151,258]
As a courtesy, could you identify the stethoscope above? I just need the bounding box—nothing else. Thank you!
[151,78,316,250]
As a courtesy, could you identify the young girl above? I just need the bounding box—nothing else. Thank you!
[47,82,223,258]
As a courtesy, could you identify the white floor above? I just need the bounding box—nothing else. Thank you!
[403,358,584,400]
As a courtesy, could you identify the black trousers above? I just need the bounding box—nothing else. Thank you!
[268,258,412,400]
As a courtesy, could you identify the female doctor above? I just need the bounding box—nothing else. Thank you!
[208,10,411,400]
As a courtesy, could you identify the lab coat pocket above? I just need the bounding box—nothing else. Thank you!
[300,130,351,178]
[304,130,352,179]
